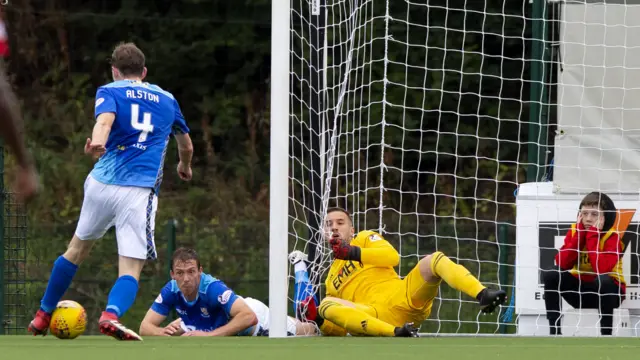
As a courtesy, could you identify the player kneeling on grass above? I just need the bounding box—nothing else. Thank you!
[139,247,318,337]
[295,207,507,337]
[543,191,625,336]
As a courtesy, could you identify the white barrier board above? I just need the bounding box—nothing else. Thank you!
[515,182,640,336]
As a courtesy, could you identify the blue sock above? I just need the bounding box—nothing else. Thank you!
[105,275,139,318]
[293,261,319,315]
[40,256,79,314]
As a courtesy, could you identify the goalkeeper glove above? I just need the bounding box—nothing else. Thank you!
[329,236,361,261]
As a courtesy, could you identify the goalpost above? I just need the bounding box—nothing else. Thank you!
[270,0,640,337]
[269,0,291,338]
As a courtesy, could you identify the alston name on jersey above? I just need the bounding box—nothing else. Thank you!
[126,89,160,103]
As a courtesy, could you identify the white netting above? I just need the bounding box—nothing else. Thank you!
[286,0,640,336]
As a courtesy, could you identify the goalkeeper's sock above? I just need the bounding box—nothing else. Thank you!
[318,299,395,336]
[105,275,139,318]
[431,251,486,299]
[316,301,379,328]
[39,255,79,314]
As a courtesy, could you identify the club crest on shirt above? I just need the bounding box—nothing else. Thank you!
[369,234,382,241]
[200,307,210,318]
[218,290,232,305]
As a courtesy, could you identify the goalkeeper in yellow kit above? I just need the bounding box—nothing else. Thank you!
[297,207,507,337]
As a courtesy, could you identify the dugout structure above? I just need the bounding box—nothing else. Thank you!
[0,143,28,335]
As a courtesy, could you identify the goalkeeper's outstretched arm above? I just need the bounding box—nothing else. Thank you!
[330,231,399,267]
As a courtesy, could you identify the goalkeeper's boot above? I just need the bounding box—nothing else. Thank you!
[98,311,143,341]
[27,309,51,336]
[477,288,507,314]
[394,323,419,337]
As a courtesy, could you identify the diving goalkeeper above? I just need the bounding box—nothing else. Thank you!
[297,207,507,337]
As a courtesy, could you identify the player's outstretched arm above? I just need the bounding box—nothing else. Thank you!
[91,113,115,146]
[139,308,182,336]
[210,298,257,336]
[141,286,181,336]
[85,112,114,160]
[188,298,257,337]
[174,133,193,181]
[331,232,399,267]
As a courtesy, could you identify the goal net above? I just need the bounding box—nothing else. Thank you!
[272,0,640,337]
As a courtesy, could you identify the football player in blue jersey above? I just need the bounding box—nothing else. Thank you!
[28,42,193,341]
[139,247,319,337]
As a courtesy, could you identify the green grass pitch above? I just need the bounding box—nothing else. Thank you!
[0,336,638,360]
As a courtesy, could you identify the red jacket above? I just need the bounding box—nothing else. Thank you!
[555,222,626,293]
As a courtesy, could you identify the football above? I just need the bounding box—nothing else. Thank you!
[49,300,87,339]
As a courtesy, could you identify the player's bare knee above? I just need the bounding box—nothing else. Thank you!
[418,253,440,283]
[63,235,94,265]
[118,255,145,280]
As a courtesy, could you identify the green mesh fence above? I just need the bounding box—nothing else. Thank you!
[1,191,27,335]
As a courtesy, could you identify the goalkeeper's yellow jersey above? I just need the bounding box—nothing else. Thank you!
[324,230,402,304]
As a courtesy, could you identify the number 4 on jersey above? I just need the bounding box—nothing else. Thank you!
[130,104,154,142]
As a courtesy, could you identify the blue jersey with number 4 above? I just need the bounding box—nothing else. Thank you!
[151,273,242,334]
[91,79,189,193]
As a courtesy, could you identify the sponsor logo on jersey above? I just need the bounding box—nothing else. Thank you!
[95,97,105,107]
[219,290,233,305]
[155,294,163,303]
[331,260,362,291]
[369,234,382,241]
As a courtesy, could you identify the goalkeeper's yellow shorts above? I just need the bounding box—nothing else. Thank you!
[370,263,439,327]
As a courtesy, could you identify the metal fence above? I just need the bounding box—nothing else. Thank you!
[1,191,28,334]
